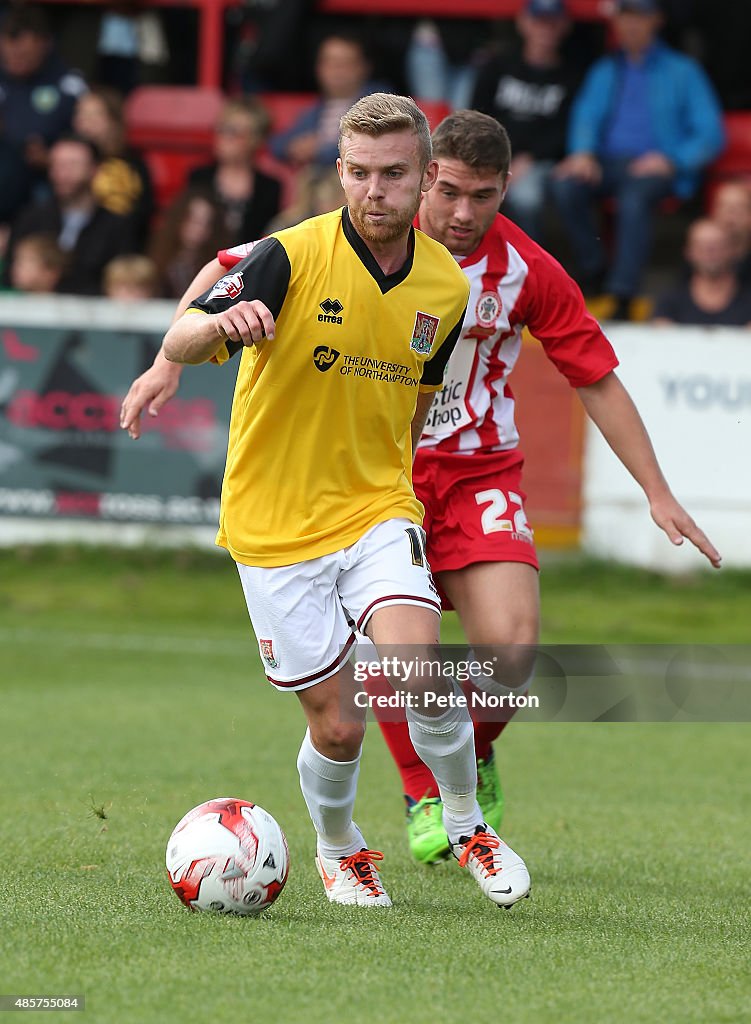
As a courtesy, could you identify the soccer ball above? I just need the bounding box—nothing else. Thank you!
[165,797,289,914]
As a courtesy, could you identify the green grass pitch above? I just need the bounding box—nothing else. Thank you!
[1,547,749,1023]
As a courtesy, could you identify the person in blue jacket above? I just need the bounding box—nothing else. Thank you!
[269,31,389,172]
[550,0,724,319]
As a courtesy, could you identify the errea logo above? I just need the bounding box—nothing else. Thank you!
[318,298,344,324]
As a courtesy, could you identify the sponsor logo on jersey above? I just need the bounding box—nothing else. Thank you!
[312,345,419,386]
[318,298,344,324]
[208,272,244,301]
[313,346,341,371]
[259,639,278,669]
[410,311,440,354]
[476,291,501,329]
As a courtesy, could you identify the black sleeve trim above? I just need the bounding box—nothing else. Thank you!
[420,308,466,387]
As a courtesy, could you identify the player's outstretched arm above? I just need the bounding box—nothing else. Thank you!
[120,347,182,440]
[577,371,722,568]
[164,299,276,365]
[120,258,228,440]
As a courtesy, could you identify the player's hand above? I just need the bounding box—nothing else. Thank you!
[214,300,276,346]
[650,494,722,568]
[287,133,318,164]
[629,152,674,178]
[120,357,183,440]
[554,153,601,184]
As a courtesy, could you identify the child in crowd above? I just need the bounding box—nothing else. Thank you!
[103,253,159,301]
[9,233,67,293]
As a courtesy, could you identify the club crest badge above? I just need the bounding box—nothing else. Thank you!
[208,272,244,301]
[410,311,440,354]
[476,291,502,329]
[259,639,279,669]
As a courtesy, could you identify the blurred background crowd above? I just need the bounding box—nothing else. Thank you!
[1,0,750,326]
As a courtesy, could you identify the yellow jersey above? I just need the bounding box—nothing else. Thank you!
[188,207,468,567]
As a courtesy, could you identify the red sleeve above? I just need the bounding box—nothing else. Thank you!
[520,244,618,388]
[217,241,260,269]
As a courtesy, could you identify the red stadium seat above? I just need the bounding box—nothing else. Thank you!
[125,85,224,148]
[259,92,318,136]
[140,151,211,213]
[414,100,451,130]
[711,112,751,179]
[125,86,225,209]
[705,112,751,207]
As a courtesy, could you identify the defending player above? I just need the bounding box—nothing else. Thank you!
[148,95,532,909]
[121,110,720,869]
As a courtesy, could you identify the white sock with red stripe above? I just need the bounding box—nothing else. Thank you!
[406,702,483,843]
[297,730,365,860]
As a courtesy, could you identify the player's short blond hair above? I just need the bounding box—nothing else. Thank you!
[339,93,432,170]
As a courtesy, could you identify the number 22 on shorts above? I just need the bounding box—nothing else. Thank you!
[474,488,532,537]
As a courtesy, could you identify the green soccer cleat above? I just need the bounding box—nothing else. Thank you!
[476,748,504,833]
[405,795,450,864]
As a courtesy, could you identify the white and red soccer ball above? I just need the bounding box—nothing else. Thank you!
[166,797,289,914]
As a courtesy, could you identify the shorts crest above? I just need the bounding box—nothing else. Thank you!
[259,638,279,669]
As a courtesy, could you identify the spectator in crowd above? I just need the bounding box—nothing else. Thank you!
[6,134,136,295]
[8,231,66,293]
[551,0,724,320]
[652,218,751,326]
[223,0,307,94]
[148,190,225,299]
[73,86,153,247]
[405,18,491,112]
[266,166,343,233]
[103,253,159,301]
[710,179,751,284]
[269,32,385,170]
[186,97,280,247]
[471,0,578,242]
[0,5,87,190]
[0,126,30,225]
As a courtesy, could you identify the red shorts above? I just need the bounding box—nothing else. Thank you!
[413,448,539,607]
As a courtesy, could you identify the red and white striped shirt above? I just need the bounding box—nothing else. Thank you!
[413,213,618,457]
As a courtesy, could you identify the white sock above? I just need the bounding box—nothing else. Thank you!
[297,730,364,860]
[406,701,483,843]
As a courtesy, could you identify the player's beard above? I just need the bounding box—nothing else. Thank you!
[348,192,421,245]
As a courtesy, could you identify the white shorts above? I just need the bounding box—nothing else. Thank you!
[236,518,441,690]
